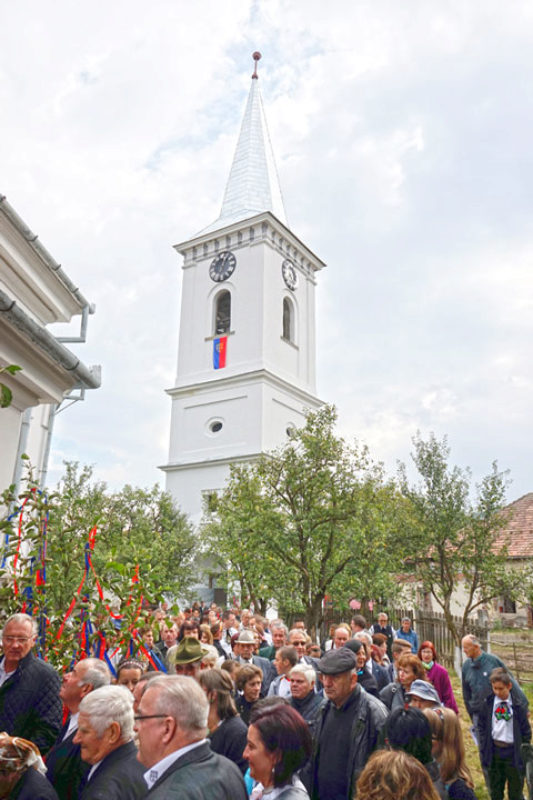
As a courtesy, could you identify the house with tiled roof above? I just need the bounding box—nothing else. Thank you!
[492,493,533,624]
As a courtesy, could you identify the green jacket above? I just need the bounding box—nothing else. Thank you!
[461,651,527,719]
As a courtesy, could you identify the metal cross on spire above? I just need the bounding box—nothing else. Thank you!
[197,52,288,235]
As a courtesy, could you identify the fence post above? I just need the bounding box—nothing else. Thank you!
[513,641,520,683]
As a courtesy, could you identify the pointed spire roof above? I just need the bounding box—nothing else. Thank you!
[198,52,288,236]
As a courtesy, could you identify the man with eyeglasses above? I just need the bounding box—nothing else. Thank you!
[0,612,61,754]
[135,674,247,799]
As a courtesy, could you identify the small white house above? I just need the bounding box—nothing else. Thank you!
[0,194,100,493]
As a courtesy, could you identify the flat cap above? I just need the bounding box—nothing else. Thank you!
[318,646,357,675]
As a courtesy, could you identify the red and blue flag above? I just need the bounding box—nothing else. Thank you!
[213,337,227,369]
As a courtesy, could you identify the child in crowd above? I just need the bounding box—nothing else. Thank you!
[477,667,531,800]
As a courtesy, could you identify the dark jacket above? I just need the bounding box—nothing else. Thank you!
[11,767,59,800]
[0,652,61,755]
[461,651,506,719]
[45,720,89,800]
[235,655,274,695]
[478,687,532,771]
[146,740,248,799]
[209,714,248,774]
[235,694,258,726]
[379,681,407,712]
[304,684,388,800]
[290,691,325,727]
[357,668,379,698]
[371,661,390,691]
[80,740,145,800]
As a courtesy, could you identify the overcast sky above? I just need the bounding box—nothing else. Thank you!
[2,1,532,505]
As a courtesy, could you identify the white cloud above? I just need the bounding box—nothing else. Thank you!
[2,0,533,503]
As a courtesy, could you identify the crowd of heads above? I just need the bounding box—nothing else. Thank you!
[0,605,520,800]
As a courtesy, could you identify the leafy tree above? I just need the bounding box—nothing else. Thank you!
[202,405,407,634]
[398,432,529,643]
[0,462,196,668]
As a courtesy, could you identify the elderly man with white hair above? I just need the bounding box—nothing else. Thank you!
[288,664,324,726]
[135,675,247,799]
[74,685,145,799]
[46,658,111,800]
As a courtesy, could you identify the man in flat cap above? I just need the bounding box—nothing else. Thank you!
[302,647,388,800]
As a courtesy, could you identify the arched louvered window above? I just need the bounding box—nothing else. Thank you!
[214,290,231,335]
[282,297,294,343]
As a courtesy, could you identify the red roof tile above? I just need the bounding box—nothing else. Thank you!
[493,493,533,558]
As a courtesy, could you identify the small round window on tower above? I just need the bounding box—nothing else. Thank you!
[210,421,223,433]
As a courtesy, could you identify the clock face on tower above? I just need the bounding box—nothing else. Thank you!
[282,259,298,291]
[209,251,236,282]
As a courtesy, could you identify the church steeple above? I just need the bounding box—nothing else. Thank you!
[199,52,287,235]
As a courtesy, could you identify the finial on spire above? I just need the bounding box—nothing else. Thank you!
[252,51,261,79]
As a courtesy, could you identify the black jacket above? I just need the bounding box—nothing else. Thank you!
[209,715,248,774]
[11,767,59,800]
[303,684,388,800]
[80,740,146,800]
[146,740,247,799]
[0,651,61,755]
[478,687,532,771]
[45,718,89,800]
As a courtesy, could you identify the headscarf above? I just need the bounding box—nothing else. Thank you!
[0,732,46,775]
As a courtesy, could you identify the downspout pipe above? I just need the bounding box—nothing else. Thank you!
[0,288,101,389]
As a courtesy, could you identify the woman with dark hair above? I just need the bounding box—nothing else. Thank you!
[418,641,459,713]
[235,664,263,725]
[244,705,312,798]
[380,653,426,711]
[198,668,248,774]
[384,706,447,800]
[356,749,440,800]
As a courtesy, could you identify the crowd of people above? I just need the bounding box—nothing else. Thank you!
[0,606,530,800]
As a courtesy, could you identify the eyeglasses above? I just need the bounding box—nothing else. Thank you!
[3,636,32,644]
[134,714,169,722]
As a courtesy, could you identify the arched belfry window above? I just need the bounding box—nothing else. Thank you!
[214,290,231,335]
[282,297,294,343]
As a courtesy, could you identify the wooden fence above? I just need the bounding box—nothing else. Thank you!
[321,606,489,671]
[490,636,533,686]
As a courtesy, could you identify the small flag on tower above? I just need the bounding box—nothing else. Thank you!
[213,337,227,369]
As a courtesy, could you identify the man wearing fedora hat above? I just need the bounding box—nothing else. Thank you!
[167,638,208,681]
[302,647,388,800]
[233,630,274,695]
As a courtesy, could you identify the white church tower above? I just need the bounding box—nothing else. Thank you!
[162,53,324,522]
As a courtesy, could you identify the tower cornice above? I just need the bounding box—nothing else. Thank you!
[174,210,325,276]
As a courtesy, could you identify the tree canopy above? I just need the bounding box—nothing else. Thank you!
[398,432,530,643]
[202,405,407,633]
[0,462,196,667]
